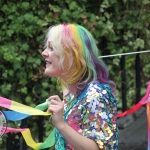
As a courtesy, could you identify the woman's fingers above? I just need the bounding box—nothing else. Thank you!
[47,95,65,127]
[49,95,62,103]
[50,99,63,105]
[47,95,64,113]
[48,105,63,113]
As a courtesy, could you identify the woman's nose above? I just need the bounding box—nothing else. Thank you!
[42,49,48,57]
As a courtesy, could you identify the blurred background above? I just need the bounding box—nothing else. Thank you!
[0,0,150,149]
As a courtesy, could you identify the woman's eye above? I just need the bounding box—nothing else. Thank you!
[47,42,54,51]
[50,47,54,51]
[48,46,54,51]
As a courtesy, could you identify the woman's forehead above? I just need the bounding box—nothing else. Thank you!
[47,37,53,44]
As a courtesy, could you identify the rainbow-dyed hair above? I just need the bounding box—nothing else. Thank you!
[45,23,115,93]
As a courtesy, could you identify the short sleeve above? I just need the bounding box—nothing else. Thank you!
[81,83,118,150]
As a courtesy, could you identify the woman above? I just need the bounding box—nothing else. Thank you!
[42,23,118,150]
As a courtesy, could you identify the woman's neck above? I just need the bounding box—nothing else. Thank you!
[63,84,77,98]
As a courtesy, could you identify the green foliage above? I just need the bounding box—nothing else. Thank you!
[0,0,150,149]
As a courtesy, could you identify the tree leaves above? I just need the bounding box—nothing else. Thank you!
[0,0,150,149]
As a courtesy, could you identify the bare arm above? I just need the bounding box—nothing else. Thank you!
[57,122,99,150]
[48,95,99,150]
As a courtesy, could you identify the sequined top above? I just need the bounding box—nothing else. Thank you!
[55,81,118,150]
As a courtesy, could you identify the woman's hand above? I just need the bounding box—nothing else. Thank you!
[47,95,100,150]
[47,95,65,129]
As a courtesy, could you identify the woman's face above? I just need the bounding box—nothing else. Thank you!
[42,40,65,78]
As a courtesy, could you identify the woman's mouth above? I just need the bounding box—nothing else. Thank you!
[45,60,52,67]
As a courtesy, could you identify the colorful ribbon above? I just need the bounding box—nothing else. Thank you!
[115,82,150,118]
[115,82,150,150]
[0,82,150,149]
[147,103,150,150]
[0,96,55,150]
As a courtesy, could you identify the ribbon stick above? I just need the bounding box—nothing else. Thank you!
[3,111,30,121]
[0,97,55,150]
[115,82,150,150]
[0,82,150,149]
[0,97,51,116]
[2,99,50,121]
[116,82,150,118]
[5,127,55,150]
[5,127,26,133]
[147,103,150,150]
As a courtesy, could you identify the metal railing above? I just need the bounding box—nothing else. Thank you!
[6,51,148,150]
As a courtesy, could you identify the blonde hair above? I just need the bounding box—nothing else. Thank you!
[45,23,116,94]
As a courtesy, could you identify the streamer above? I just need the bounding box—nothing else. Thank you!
[0,97,55,150]
[0,82,150,149]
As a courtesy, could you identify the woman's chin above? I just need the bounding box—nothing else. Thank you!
[45,70,52,77]
[45,71,57,77]
[44,68,64,78]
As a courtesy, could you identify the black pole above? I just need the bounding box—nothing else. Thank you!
[38,117,44,142]
[37,117,50,150]
[20,119,27,150]
[135,53,141,103]
[121,55,127,111]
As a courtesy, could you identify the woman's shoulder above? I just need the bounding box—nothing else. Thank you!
[86,81,111,93]
[84,81,116,103]
[76,81,115,103]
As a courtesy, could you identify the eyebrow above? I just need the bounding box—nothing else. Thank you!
[47,41,52,48]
